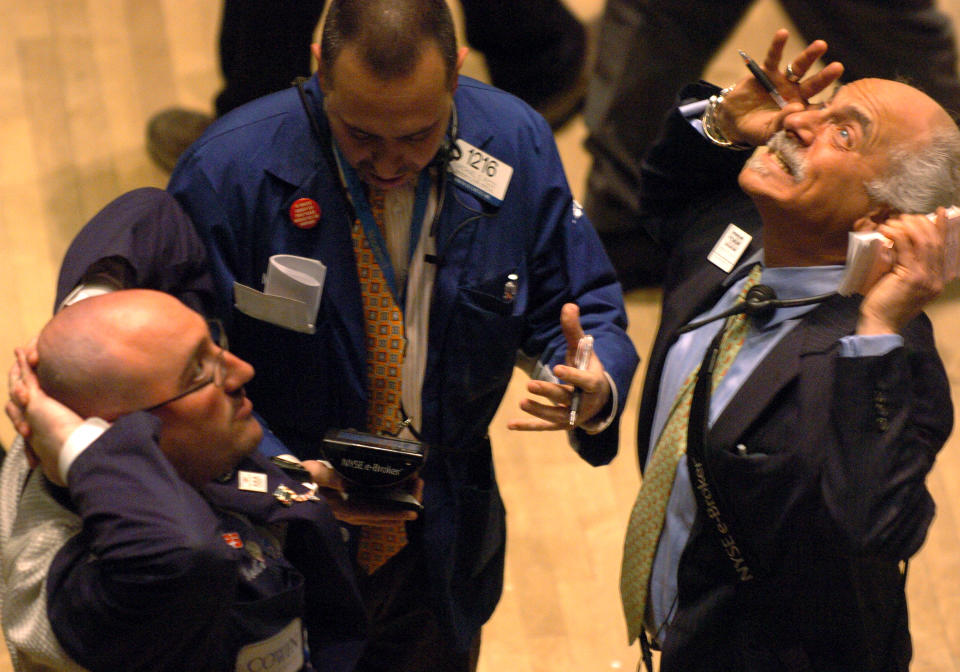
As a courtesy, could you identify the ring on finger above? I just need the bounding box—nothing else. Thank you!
[785,63,801,83]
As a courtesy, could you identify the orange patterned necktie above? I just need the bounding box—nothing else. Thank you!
[619,264,762,642]
[352,186,409,574]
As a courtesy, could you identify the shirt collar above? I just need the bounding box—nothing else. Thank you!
[727,251,846,329]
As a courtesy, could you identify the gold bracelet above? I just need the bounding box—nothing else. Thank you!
[701,87,752,151]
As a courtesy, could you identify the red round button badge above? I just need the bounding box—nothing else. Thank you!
[289,198,321,229]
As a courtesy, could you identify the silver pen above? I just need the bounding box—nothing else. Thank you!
[568,334,594,427]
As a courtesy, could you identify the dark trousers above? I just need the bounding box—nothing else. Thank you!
[215,0,323,117]
[582,0,960,287]
[213,0,584,117]
[353,541,481,672]
[459,0,585,108]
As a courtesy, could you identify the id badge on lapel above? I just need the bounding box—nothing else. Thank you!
[448,139,513,207]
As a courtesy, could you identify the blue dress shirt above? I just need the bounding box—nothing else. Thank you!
[646,253,902,642]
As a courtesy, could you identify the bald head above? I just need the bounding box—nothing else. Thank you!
[856,79,952,137]
[37,290,202,419]
[34,290,261,487]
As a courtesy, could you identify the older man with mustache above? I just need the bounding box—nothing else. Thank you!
[619,30,958,672]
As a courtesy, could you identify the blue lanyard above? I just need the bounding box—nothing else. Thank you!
[337,145,431,305]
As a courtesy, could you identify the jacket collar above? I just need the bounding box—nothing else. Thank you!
[708,293,860,445]
[264,75,484,189]
[263,75,330,188]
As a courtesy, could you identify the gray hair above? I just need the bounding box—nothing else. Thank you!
[866,126,960,213]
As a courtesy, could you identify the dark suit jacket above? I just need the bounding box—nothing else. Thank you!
[3,413,367,672]
[636,83,954,671]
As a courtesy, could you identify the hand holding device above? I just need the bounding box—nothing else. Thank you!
[568,335,594,427]
[303,457,423,525]
[319,428,427,512]
[840,206,960,296]
[852,207,958,335]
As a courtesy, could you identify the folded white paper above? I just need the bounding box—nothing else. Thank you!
[234,254,326,334]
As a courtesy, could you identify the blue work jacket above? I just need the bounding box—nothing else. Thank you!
[64,74,638,649]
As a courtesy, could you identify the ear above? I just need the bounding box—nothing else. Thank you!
[312,43,327,91]
[450,46,469,93]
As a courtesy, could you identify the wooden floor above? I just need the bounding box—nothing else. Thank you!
[2,0,960,670]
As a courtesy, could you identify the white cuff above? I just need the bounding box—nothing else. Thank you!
[59,417,111,485]
[578,371,619,435]
[58,281,118,312]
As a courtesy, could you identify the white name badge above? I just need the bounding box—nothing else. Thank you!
[448,139,513,206]
[235,618,304,672]
[238,471,268,493]
[707,223,753,273]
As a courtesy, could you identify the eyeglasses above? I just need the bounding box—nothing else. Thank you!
[142,320,229,412]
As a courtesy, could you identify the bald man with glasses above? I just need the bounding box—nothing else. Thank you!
[1,290,367,672]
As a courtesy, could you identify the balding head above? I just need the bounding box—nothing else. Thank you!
[860,79,960,214]
[35,289,262,487]
[320,0,459,88]
[740,77,960,266]
[37,290,194,419]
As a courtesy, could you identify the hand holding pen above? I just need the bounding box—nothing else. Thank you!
[738,50,787,109]
[568,334,594,427]
[507,303,612,432]
[714,30,844,147]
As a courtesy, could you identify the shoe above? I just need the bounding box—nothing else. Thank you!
[146,107,214,172]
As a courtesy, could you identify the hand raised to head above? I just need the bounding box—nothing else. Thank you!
[857,210,949,335]
[715,29,845,148]
[6,344,83,486]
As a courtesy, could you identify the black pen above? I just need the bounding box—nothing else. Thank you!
[738,50,787,109]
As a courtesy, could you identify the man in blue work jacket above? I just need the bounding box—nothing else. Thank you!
[54,0,638,669]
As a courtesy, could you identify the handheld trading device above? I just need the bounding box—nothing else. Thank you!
[321,428,427,511]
